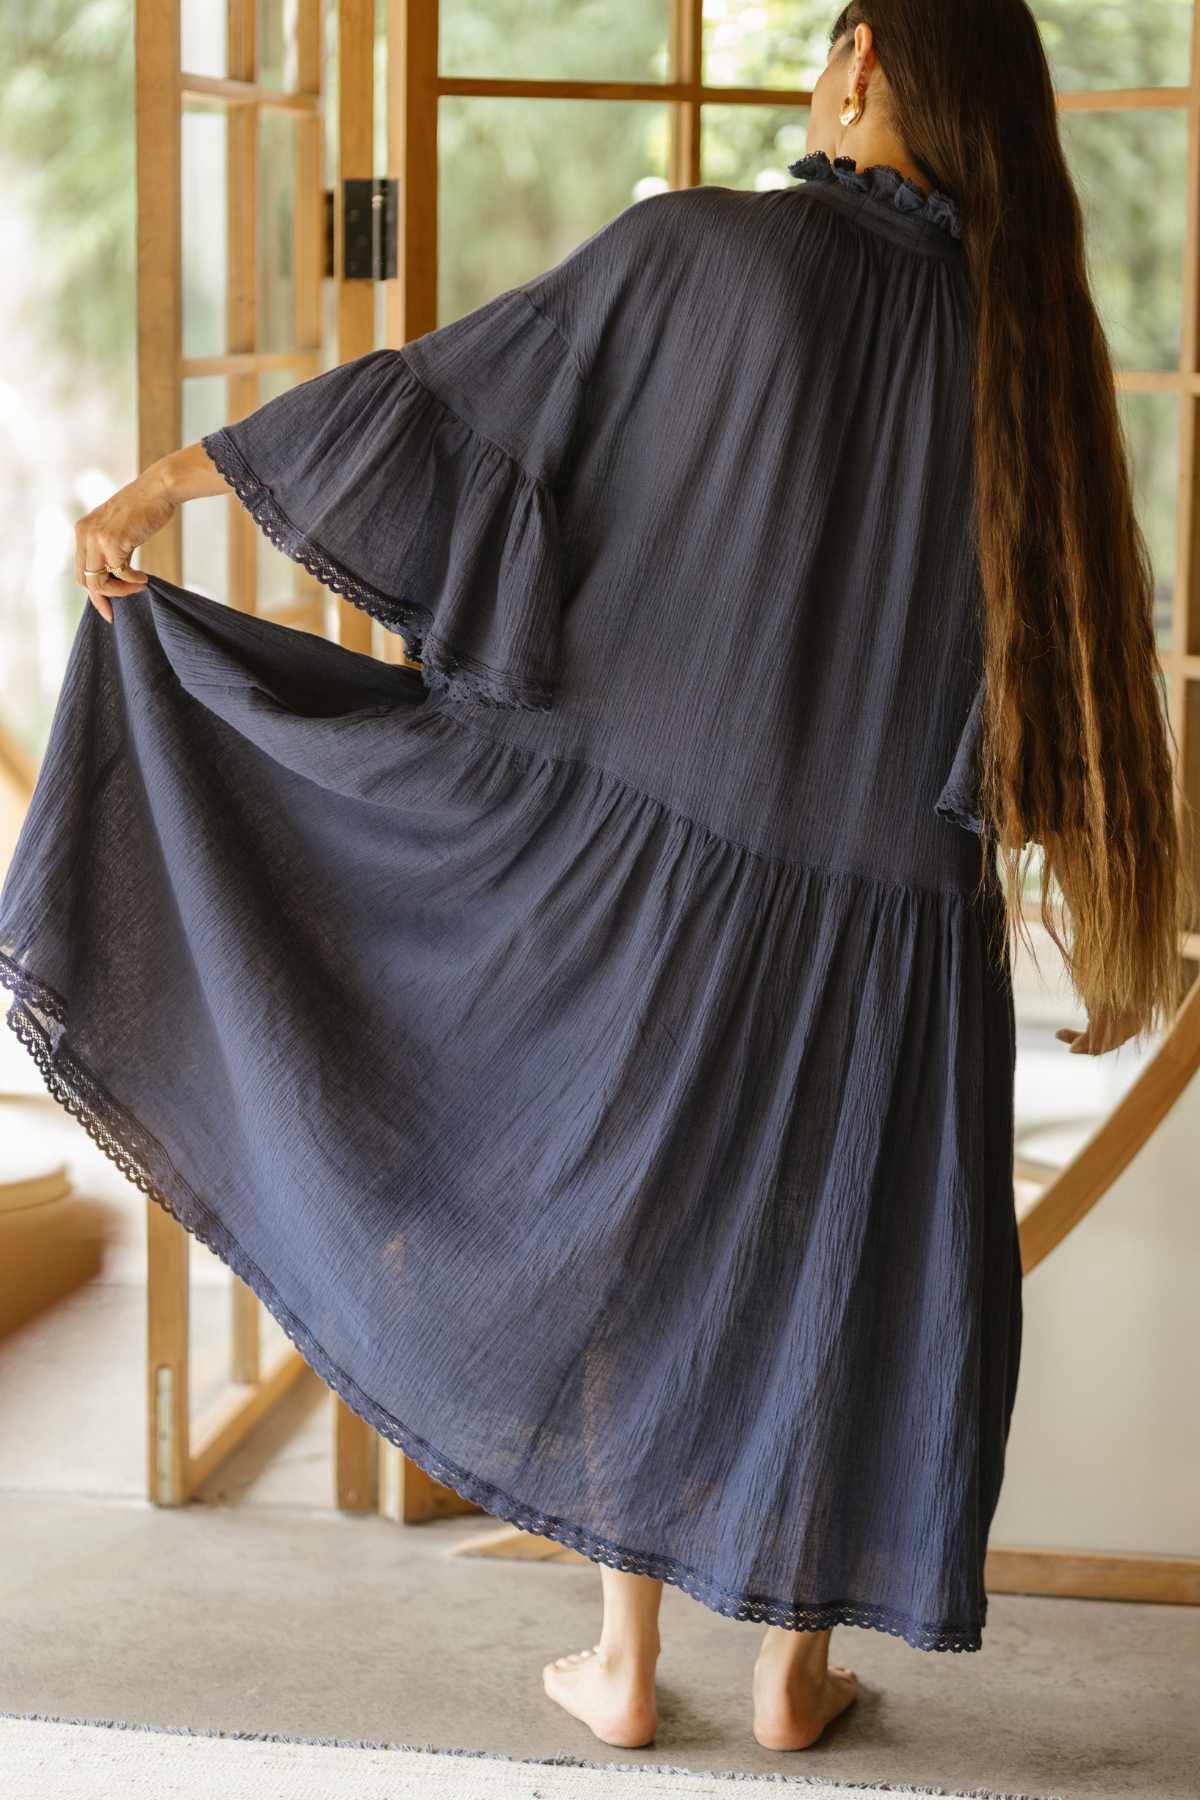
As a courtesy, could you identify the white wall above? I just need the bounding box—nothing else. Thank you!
[991,924,1199,1555]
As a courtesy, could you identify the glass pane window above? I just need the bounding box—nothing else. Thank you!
[438,97,670,322]
[701,105,810,189]
[1117,389,1178,652]
[181,0,228,79]
[703,0,830,91]
[258,110,298,354]
[254,371,313,607]
[441,0,670,83]
[182,378,231,599]
[1059,105,1186,374]
[1036,0,1193,91]
[182,106,228,359]
[259,0,303,92]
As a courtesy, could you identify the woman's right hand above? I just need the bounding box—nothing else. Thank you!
[1055,1003,1143,1055]
[73,464,178,623]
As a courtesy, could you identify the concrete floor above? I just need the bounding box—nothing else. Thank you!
[1,1034,1198,1799]
[1,1479,1197,1800]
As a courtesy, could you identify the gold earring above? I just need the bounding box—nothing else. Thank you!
[840,86,865,127]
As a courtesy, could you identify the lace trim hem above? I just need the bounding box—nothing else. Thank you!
[418,634,555,712]
[788,150,963,240]
[0,945,984,1655]
[200,427,555,713]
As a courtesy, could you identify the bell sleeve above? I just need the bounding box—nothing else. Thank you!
[200,285,588,710]
[934,676,987,836]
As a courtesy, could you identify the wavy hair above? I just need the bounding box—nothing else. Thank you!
[829,0,1196,1039]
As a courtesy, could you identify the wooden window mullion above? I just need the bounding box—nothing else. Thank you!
[226,0,259,616]
[668,0,703,190]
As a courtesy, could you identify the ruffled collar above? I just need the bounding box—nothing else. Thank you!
[787,150,962,241]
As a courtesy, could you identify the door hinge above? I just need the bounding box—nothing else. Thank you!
[324,178,398,281]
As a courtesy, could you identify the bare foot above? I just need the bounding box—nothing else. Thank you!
[752,1644,859,1751]
[542,1639,659,1747]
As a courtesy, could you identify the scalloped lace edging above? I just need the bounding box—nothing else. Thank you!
[202,427,431,648]
[200,429,554,713]
[0,946,984,1655]
[421,637,555,712]
[788,150,962,240]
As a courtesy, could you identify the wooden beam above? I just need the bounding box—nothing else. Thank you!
[1054,85,1193,112]
[986,1546,1200,1606]
[380,0,437,680]
[225,0,259,617]
[293,0,325,625]
[1171,34,1200,793]
[181,74,319,111]
[335,0,375,659]
[187,1347,310,1493]
[1117,369,1200,394]
[445,1531,1200,1609]
[1186,683,1200,937]
[230,1281,260,1385]
[135,0,182,577]
[255,596,327,634]
[386,0,439,349]
[1017,974,1200,1272]
[1185,6,1200,673]
[146,1198,189,1506]
[182,350,320,378]
[379,1439,485,1522]
[0,719,38,799]
[425,76,1200,111]
[667,0,703,191]
[450,1522,588,1564]
[436,75,791,104]
[330,0,380,1507]
[136,0,188,1509]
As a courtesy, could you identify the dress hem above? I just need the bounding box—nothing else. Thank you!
[0,947,986,1656]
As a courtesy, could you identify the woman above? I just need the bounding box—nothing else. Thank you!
[2,0,1190,1759]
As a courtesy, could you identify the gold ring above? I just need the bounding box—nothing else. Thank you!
[83,566,107,575]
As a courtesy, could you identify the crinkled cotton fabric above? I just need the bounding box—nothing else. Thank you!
[0,154,1022,1654]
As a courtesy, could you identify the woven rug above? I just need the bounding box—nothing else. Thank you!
[0,1714,1064,1799]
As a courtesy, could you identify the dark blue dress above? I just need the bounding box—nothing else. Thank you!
[0,152,1022,1654]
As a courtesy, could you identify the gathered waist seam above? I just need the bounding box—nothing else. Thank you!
[421,704,997,907]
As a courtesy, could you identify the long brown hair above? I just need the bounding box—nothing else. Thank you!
[829,0,1196,1039]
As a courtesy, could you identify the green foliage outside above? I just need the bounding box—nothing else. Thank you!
[0,2,136,404]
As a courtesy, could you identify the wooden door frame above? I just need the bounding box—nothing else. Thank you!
[135,0,324,1507]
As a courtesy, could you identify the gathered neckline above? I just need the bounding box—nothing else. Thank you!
[787,150,962,242]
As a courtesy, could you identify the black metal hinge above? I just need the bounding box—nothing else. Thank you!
[323,179,398,280]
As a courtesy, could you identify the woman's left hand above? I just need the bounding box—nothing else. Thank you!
[74,468,174,622]
[1055,1005,1142,1055]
